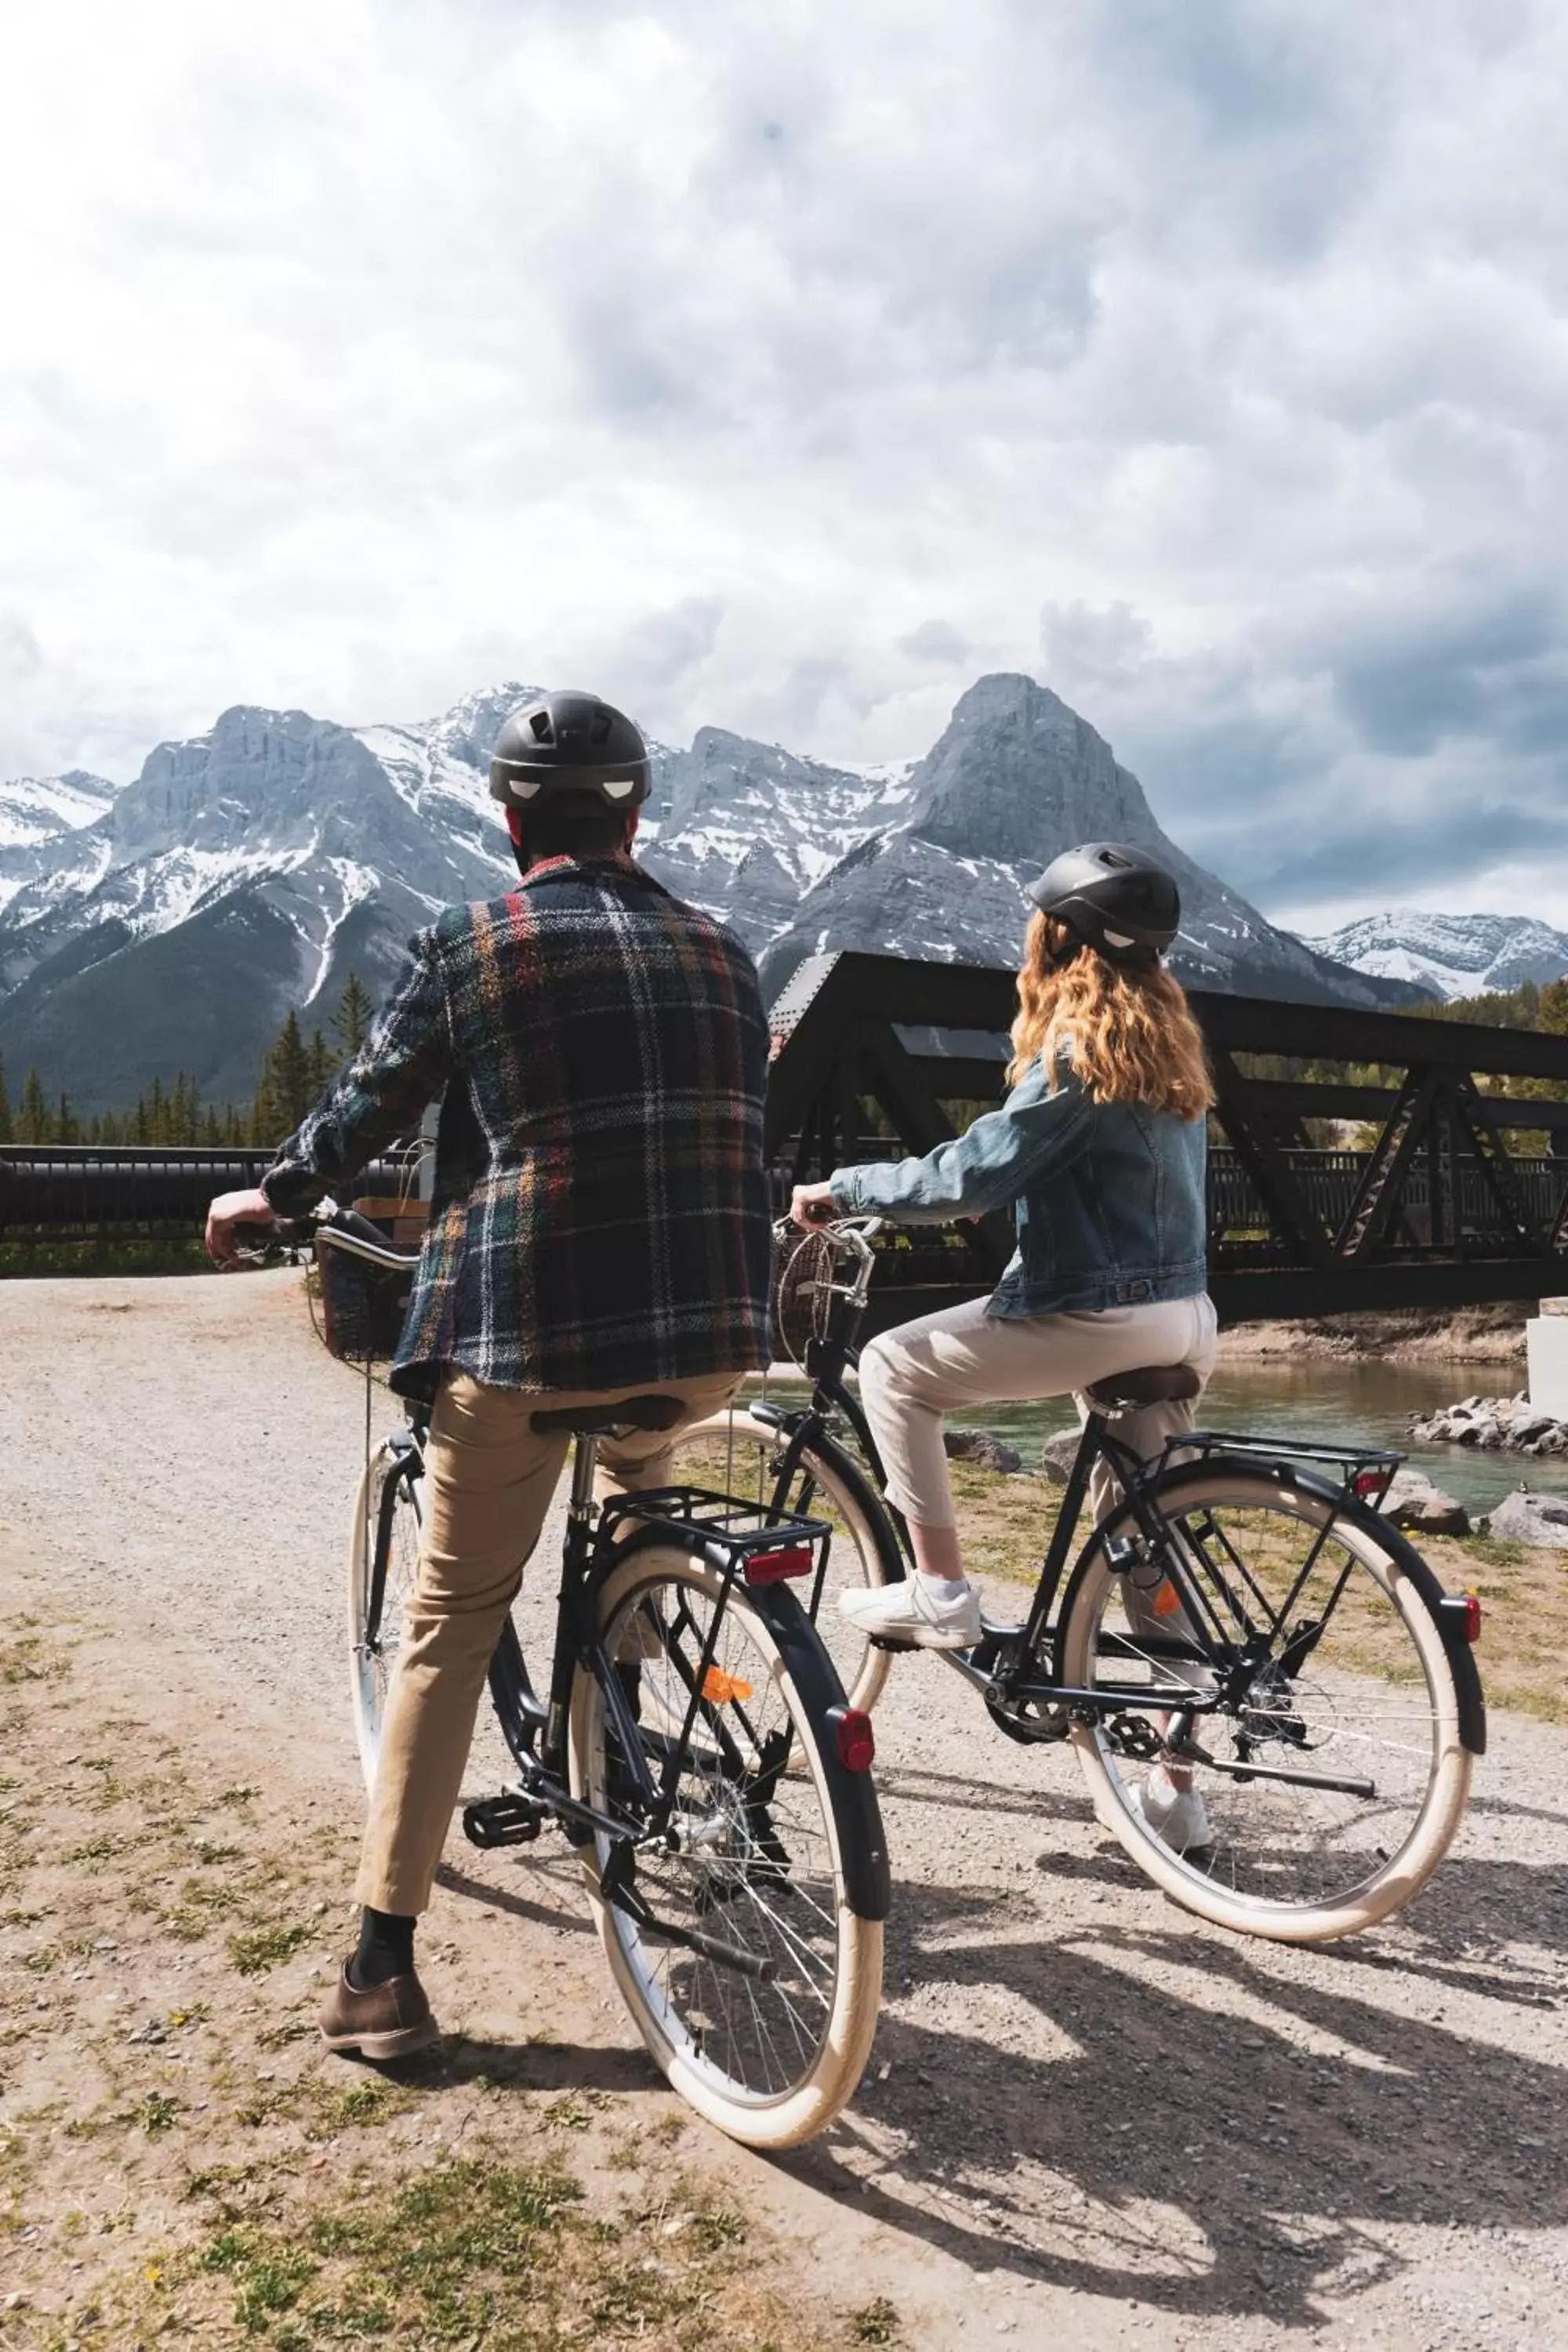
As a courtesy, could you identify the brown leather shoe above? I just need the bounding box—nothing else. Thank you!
[319,1963,440,2060]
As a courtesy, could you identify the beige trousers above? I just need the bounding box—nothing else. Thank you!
[356,1367,741,1916]
[858,1292,1219,1532]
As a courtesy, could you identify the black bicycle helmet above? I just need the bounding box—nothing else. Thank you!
[488,691,651,808]
[1026,842,1181,966]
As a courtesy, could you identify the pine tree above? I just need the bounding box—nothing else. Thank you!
[307,1027,335,1100]
[56,1092,80,1145]
[268,1011,313,1131]
[332,971,375,1058]
[0,1053,11,1145]
[19,1067,49,1145]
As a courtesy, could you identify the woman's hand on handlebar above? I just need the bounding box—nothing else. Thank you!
[205,1186,278,1267]
[789,1181,837,1230]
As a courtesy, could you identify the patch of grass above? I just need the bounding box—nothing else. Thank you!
[332,2082,395,2129]
[216,1784,261,1809]
[139,2092,180,2138]
[0,1631,71,1688]
[227,1921,311,1975]
[234,2246,318,2333]
[193,1838,244,1865]
[539,2089,612,2132]
[849,2296,903,2344]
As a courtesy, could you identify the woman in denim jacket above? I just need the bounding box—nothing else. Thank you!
[792,843,1218,1849]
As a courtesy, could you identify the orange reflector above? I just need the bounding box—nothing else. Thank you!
[702,1667,753,1705]
[1152,1579,1181,1618]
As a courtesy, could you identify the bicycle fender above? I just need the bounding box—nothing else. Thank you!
[1087,1454,1486,1759]
[754,1578,891,1924]
[595,1526,891,1922]
[761,1414,907,1592]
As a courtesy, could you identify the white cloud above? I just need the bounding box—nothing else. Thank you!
[1,0,1566,926]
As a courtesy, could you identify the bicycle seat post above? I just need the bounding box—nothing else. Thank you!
[568,1434,599,1526]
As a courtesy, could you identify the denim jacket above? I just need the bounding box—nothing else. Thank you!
[829,1051,1207,1319]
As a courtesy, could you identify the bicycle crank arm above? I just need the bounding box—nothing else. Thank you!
[605,1882,777,1983]
[1167,1740,1376,1800]
[517,1767,648,1847]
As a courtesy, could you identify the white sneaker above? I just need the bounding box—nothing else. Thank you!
[840,1574,982,1651]
[1125,1767,1214,1857]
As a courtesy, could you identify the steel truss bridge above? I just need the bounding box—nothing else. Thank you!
[5,950,1568,1329]
[762,951,1568,1332]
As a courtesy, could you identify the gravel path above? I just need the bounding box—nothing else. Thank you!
[5,1269,1566,2350]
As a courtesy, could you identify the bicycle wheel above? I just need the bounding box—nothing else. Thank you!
[347,1439,423,1791]
[1059,1463,1475,1943]
[663,1410,895,1711]
[568,1541,884,2148]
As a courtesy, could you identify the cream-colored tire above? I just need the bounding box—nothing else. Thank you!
[347,1439,422,1795]
[1062,1468,1474,1944]
[568,1542,883,2148]
[664,1410,894,1712]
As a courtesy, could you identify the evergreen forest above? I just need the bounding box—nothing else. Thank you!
[0,972,376,1149]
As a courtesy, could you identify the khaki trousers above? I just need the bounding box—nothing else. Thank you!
[356,1367,741,1916]
[857,1292,1219,1531]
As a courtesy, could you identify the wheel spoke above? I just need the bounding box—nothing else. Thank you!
[1073,1475,1465,1930]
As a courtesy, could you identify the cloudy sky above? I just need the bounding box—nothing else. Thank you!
[2,0,1566,931]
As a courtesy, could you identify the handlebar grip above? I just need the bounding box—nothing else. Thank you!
[324,1205,397,1249]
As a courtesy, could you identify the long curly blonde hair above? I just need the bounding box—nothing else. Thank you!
[1007,913,1214,1116]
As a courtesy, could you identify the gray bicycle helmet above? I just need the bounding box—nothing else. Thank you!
[488,691,650,808]
[1027,842,1181,966]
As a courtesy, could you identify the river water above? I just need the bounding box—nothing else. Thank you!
[746,1357,1568,1515]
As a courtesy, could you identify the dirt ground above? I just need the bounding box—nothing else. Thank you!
[3,1269,1567,2351]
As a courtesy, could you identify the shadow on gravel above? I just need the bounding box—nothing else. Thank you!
[786,1877,1566,2329]
[436,1857,597,1935]
[397,2033,660,2099]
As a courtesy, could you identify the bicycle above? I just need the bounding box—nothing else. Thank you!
[254,1205,889,2149]
[655,1216,1486,1946]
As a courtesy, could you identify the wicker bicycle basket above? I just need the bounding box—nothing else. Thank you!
[313,1235,415,1364]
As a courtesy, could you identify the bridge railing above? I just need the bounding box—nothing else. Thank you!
[0,1145,423,1243]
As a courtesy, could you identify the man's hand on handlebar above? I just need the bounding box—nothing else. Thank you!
[205,1186,278,1268]
[789,1181,837,1230]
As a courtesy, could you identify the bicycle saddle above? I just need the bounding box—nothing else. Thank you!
[530,1393,687,1437]
[1085,1363,1203,1411]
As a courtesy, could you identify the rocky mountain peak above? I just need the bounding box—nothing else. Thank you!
[105,705,392,868]
[906,671,1153,866]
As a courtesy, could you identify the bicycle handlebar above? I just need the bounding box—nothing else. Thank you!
[230,1202,421,1275]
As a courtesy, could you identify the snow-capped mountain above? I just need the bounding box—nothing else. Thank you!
[754,673,1396,1005]
[0,672,1418,1114]
[0,768,118,915]
[1308,911,1568,1000]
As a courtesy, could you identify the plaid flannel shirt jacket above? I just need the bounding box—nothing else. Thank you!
[261,857,774,1400]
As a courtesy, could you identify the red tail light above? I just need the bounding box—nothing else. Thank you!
[743,1545,812,1586]
[1439,1591,1482,1644]
[833,1708,875,1773]
[1352,1470,1387,1500]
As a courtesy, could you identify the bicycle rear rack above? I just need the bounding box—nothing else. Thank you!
[1163,1428,1403,1505]
[596,1484,834,1583]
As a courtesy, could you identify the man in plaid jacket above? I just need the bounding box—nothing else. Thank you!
[205,691,772,2056]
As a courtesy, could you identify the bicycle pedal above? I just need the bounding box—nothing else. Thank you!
[869,1633,919,1653]
[463,1793,547,1849]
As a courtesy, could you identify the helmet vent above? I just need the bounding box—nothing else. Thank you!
[528,710,554,743]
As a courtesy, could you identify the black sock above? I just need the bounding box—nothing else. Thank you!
[348,1906,416,1990]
